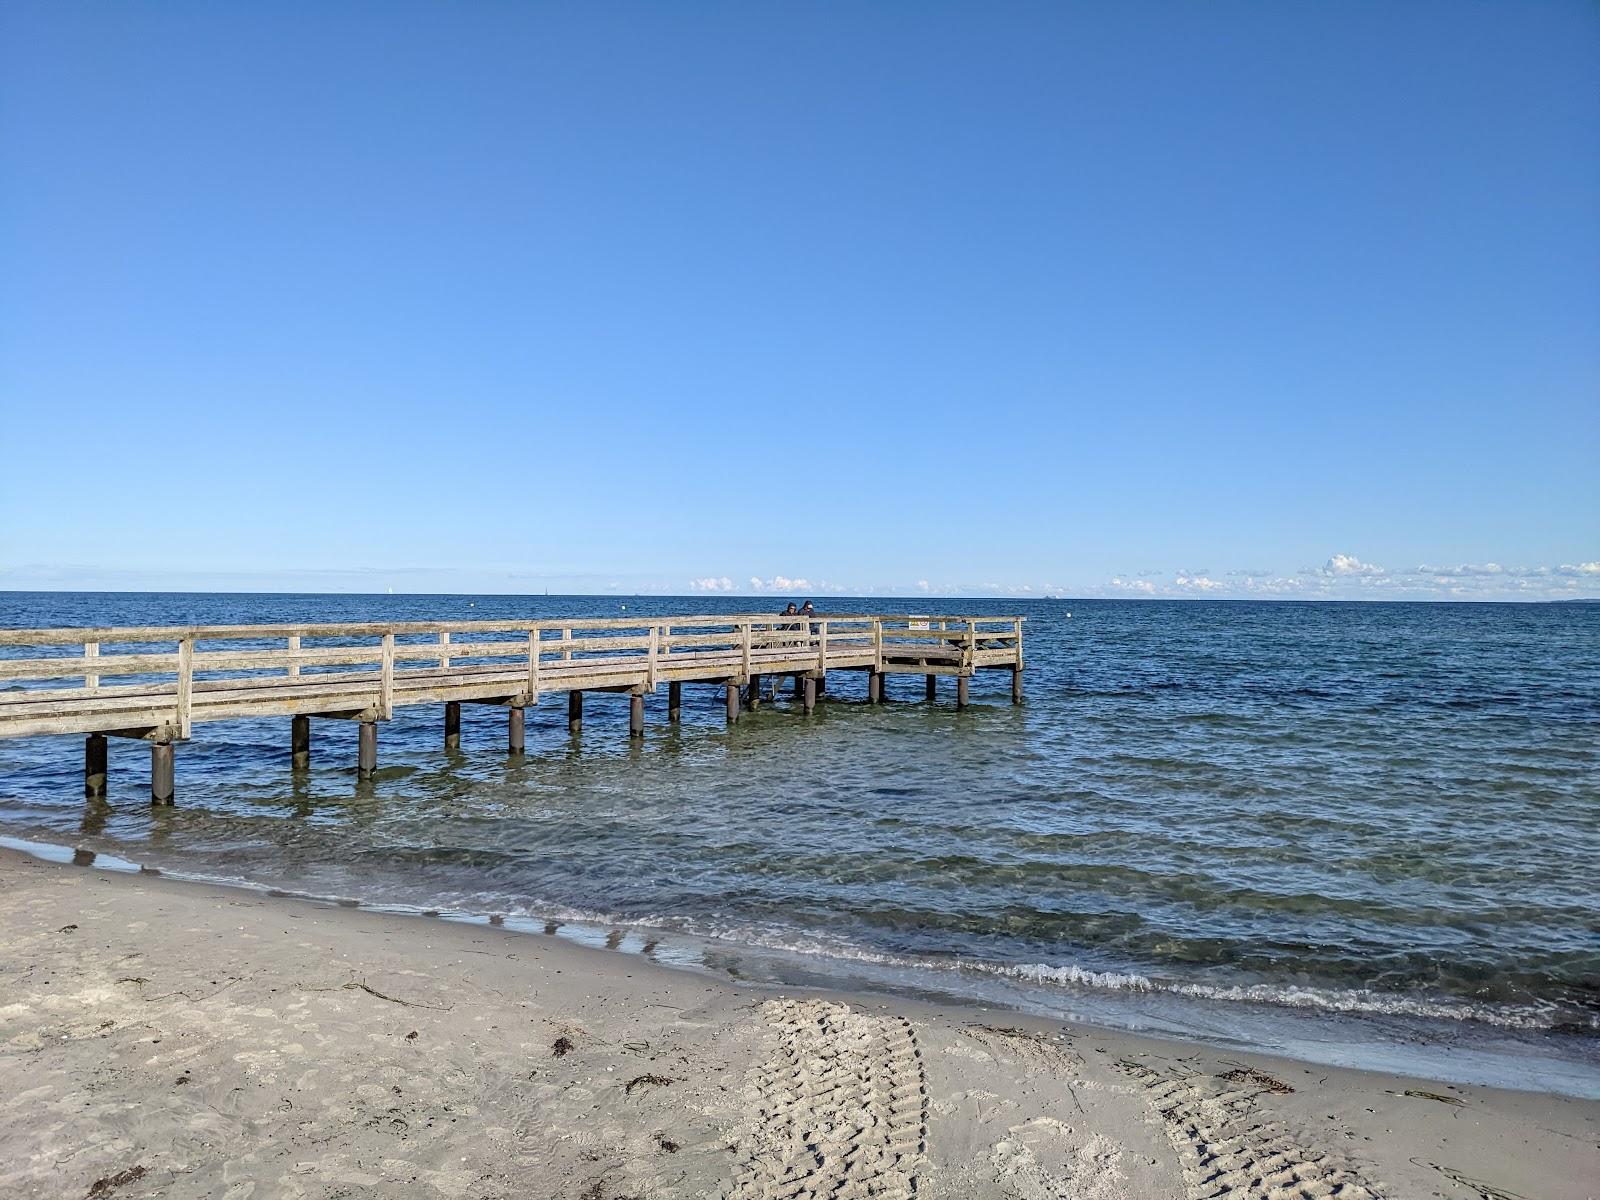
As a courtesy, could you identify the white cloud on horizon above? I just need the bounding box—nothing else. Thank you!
[688,574,839,594]
[1319,553,1385,577]
[6,553,1596,603]
[1100,553,1599,601]
[1172,573,1224,592]
[1110,576,1158,595]
[1405,562,1600,579]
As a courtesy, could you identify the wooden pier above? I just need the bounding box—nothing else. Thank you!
[0,613,1024,803]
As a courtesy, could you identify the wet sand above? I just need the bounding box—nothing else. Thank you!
[1,848,1594,1200]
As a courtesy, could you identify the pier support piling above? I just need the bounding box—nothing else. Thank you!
[85,734,107,798]
[151,739,174,805]
[6,612,1028,783]
[291,715,310,769]
[358,721,377,779]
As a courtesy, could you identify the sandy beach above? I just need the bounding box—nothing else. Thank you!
[0,849,1593,1200]
[6,0,1598,1194]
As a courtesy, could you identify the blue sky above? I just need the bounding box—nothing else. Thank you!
[2,2,1596,600]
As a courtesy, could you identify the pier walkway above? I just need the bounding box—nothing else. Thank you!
[0,613,1024,802]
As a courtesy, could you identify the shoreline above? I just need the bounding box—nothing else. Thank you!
[2,847,1596,1199]
[2,829,1595,1103]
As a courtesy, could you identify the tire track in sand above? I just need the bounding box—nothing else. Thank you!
[1116,1061,1384,1200]
[728,998,927,1199]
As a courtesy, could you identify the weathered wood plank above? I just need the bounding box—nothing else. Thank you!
[176,636,194,739]
[0,647,884,717]
[0,611,1020,647]
[0,613,1022,739]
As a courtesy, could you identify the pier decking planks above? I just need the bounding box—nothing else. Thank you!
[0,613,1024,802]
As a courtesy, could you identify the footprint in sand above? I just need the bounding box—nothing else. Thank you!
[991,1117,1129,1200]
[961,1025,1084,1074]
[727,998,928,1200]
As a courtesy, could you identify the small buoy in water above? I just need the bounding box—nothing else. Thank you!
[1065,612,1072,618]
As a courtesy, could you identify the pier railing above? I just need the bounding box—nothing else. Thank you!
[0,613,1025,744]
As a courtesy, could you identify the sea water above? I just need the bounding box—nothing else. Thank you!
[2,592,1595,1094]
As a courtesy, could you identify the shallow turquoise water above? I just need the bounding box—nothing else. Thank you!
[2,593,1596,1087]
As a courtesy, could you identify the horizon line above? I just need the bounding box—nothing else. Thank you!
[0,587,1593,606]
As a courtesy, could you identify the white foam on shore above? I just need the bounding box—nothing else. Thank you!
[412,897,1589,1035]
[3,832,1586,1037]
[976,960,1158,992]
[966,960,1574,1031]
[641,913,1585,1033]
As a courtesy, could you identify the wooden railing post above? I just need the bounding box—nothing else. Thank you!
[174,635,194,740]
[380,632,395,719]
[527,627,541,700]
[0,611,1024,744]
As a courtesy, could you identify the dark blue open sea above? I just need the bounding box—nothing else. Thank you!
[3,593,1597,1095]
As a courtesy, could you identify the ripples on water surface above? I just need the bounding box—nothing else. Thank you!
[2,593,1597,1088]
